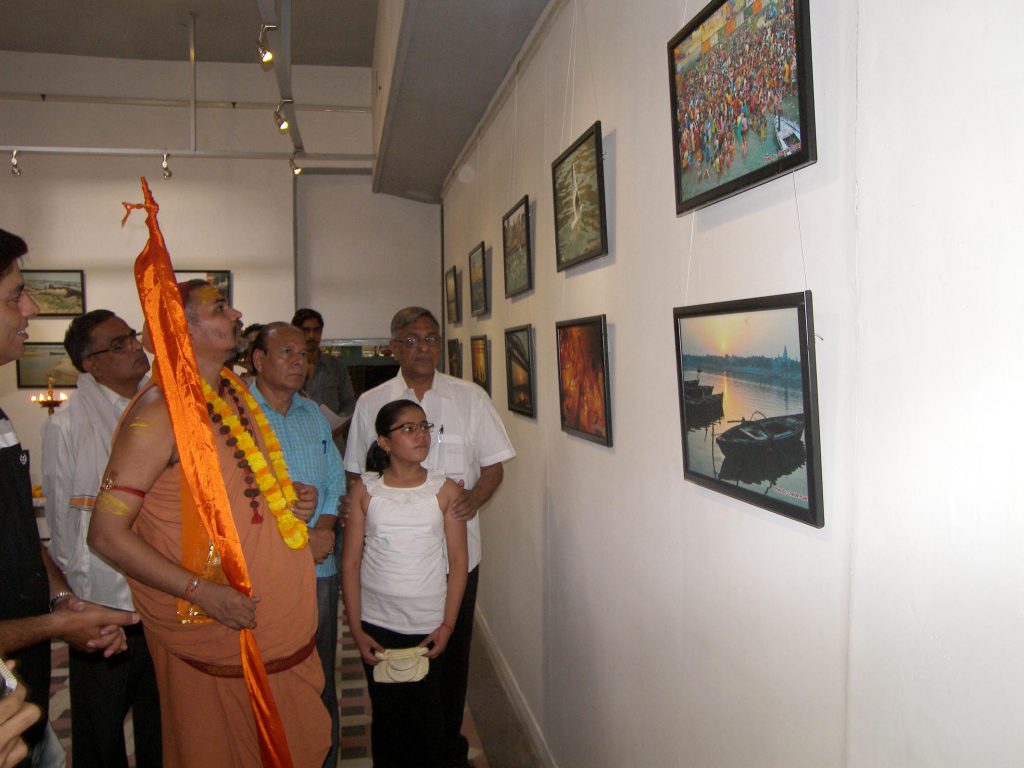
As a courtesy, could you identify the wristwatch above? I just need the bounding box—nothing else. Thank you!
[48,591,74,612]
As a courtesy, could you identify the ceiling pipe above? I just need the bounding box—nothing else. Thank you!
[189,12,197,152]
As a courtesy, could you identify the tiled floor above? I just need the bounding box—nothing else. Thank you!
[47,607,490,767]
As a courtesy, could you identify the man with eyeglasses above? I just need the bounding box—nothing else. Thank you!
[291,308,355,453]
[42,309,162,768]
[345,306,515,768]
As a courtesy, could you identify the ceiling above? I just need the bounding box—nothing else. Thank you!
[0,0,549,202]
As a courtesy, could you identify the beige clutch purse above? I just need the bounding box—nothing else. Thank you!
[373,647,429,684]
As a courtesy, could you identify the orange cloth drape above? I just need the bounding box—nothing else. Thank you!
[122,178,294,768]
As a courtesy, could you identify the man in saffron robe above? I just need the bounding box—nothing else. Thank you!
[89,281,330,768]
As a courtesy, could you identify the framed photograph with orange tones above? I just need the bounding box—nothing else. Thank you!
[470,335,490,395]
[555,315,611,445]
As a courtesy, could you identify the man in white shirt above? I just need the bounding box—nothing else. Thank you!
[345,306,515,768]
[42,309,161,768]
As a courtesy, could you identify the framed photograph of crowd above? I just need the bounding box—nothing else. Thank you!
[468,242,489,316]
[502,195,533,297]
[470,335,490,394]
[556,315,612,446]
[504,325,535,417]
[22,270,85,317]
[17,342,80,388]
[447,338,463,378]
[551,121,609,271]
[445,266,461,325]
[672,290,823,528]
[667,0,816,214]
[174,270,232,305]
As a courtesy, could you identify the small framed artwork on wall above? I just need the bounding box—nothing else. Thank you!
[673,291,824,528]
[17,343,80,388]
[174,270,233,305]
[468,242,488,316]
[445,266,461,325]
[504,324,535,417]
[555,315,612,445]
[551,121,609,271]
[470,335,490,395]
[502,195,532,297]
[447,338,463,378]
[22,270,85,317]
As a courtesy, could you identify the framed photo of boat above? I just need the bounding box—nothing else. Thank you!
[468,241,489,316]
[556,315,612,446]
[445,266,461,325]
[667,0,817,215]
[502,195,533,297]
[447,338,462,378]
[551,121,609,271]
[504,324,535,417]
[470,335,491,395]
[672,291,823,527]
[22,270,85,317]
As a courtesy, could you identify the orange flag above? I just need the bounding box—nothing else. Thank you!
[122,178,294,768]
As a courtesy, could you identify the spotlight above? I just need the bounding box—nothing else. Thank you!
[256,23,277,65]
[161,153,172,180]
[10,150,21,177]
[274,99,292,133]
[289,155,303,176]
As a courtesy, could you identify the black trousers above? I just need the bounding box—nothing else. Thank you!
[439,565,479,767]
[361,622,446,768]
[68,623,162,768]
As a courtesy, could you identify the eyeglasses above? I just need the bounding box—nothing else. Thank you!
[392,335,441,348]
[386,421,434,435]
[85,330,140,358]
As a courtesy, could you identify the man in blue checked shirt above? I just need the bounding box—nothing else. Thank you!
[250,322,344,768]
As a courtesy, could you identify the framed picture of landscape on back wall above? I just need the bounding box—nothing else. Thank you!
[551,121,608,271]
[672,290,823,528]
[22,270,85,316]
[468,242,489,316]
[502,195,532,297]
[667,0,816,214]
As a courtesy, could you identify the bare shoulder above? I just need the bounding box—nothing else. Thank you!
[438,478,462,509]
[108,387,174,473]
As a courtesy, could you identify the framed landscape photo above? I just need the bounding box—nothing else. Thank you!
[470,335,490,394]
[23,270,85,316]
[447,338,463,378]
[468,242,489,316]
[445,266,461,325]
[17,343,80,388]
[556,315,612,445]
[504,324,535,417]
[551,121,609,271]
[174,270,232,304]
[673,290,823,528]
[667,0,816,215]
[502,195,533,297]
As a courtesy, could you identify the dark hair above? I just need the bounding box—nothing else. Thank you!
[250,321,298,355]
[64,309,116,371]
[242,322,264,338]
[365,399,424,474]
[390,306,439,335]
[291,308,324,328]
[0,229,28,279]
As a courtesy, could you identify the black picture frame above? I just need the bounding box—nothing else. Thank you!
[556,315,612,446]
[673,290,823,528]
[17,342,80,388]
[173,270,233,305]
[504,324,535,417]
[22,270,85,317]
[447,338,463,378]
[468,242,489,316]
[445,266,461,325]
[502,195,533,297]
[551,121,609,271]
[470,335,490,395]
[667,0,816,215]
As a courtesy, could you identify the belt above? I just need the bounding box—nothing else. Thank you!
[176,635,316,678]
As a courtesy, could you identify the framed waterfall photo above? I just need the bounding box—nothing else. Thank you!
[672,290,823,528]
[551,121,608,271]
[667,0,816,214]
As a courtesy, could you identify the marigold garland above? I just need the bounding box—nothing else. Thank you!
[202,369,308,550]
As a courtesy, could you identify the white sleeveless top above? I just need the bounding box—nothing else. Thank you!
[359,469,448,633]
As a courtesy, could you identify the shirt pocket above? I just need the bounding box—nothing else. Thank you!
[436,432,468,476]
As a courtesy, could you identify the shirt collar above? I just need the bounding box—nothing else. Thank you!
[394,370,453,401]
[250,379,300,416]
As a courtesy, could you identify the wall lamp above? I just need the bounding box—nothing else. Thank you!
[289,153,303,176]
[161,153,172,179]
[257,24,277,65]
[274,99,292,133]
[10,150,21,177]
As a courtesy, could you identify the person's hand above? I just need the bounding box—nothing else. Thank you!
[290,482,318,523]
[308,528,335,564]
[448,483,479,522]
[336,494,351,528]
[0,677,42,768]
[351,628,384,665]
[189,581,260,630]
[54,598,139,657]
[420,623,453,658]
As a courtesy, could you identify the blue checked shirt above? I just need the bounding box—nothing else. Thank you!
[252,384,345,578]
